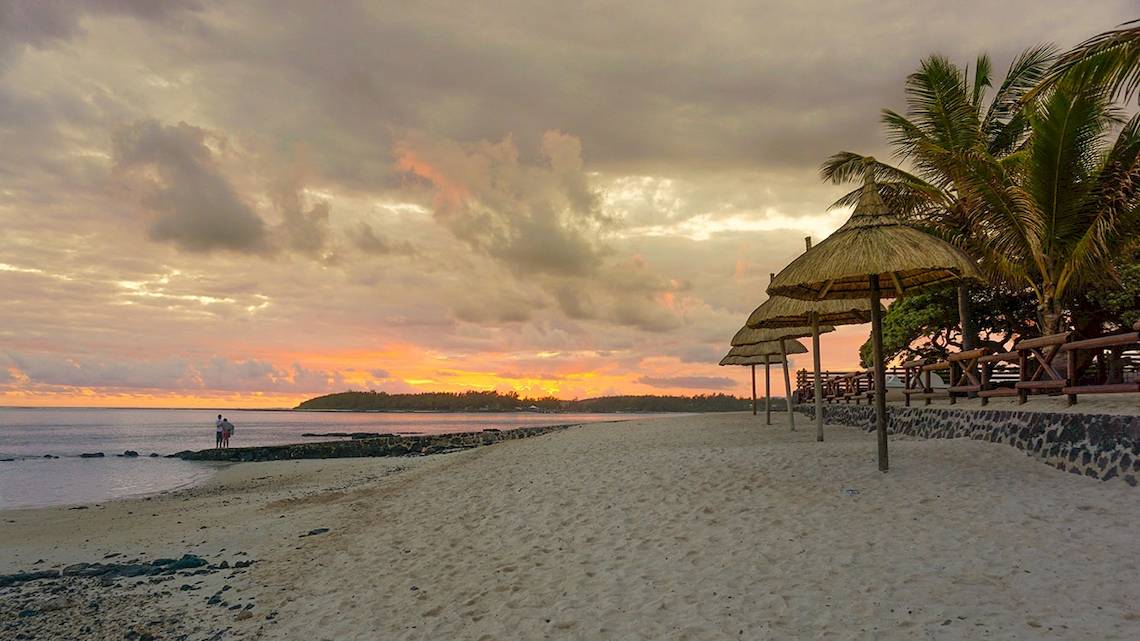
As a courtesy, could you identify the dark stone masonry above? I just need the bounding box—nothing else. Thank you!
[175,423,585,462]
[796,403,1140,485]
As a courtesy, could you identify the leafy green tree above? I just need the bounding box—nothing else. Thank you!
[857,287,1038,368]
[1079,248,1140,330]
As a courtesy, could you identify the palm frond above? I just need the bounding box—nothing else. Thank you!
[819,152,927,185]
[896,55,982,155]
[984,45,1057,155]
[1038,20,1140,103]
[980,45,1057,142]
[972,53,993,108]
[1025,81,1113,256]
[1060,112,1140,294]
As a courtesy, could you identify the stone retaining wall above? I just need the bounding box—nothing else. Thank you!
[795,404,1140,485]
[176,423,583,462]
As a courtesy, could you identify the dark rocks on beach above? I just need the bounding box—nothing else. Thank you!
[299,528,329,538]
[149,452,160,457]
[79,452,104,458]
[166,555,207,571]
[0,570,59,588]
[43,454,59,459]
[299,431,394,439]
[122,451,139,457]
[176,423,580,463]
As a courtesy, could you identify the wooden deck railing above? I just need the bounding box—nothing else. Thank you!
[793,327,1140,407]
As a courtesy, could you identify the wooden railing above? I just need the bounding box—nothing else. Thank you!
[794,327,1140,407]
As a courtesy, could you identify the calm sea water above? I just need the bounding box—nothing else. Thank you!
[0,408,651,510]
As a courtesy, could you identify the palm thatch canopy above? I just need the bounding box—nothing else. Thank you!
[746,294,881,329]
[718,353,786,366]
[732,322,833,346]
[726,339,807,358]
[767,171,981,301]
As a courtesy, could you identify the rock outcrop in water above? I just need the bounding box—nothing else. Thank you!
[174,423,586,462]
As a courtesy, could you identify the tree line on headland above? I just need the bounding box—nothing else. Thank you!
[295,390,775,412]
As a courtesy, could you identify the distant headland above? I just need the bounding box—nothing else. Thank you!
[295,390,770,413]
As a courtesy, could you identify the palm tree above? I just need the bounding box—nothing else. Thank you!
[963,79,1140,333]
[1034,19,1140,103]
[820,47,1056,347]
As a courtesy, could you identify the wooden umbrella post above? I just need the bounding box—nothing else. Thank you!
[780,338,796,431]
[751,364,757,416]
[811,311,824,442]
[870,274,889,472]
[764,361,772,425]
[804,236,825,442]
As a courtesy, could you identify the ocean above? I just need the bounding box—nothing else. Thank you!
[0,408,650,510]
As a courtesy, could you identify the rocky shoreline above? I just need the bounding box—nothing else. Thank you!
[174,422,589,462]
[1,552,260,640]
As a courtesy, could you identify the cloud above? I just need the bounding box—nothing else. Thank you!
[112,120,268,252]
[0,1,202,63]
[2,352,350,394]
[271,157,332,257]
[394,130,606,277]
[635,375,736,390]
[2,1,1136,406]
[350,222,416,256]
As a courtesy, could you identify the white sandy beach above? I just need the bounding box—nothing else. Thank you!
[2,412,1138,640]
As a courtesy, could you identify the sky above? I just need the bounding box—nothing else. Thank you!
[1,1,1135,408]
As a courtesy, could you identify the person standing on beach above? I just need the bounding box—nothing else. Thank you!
[215,414,224,448]
[222,417,234,448]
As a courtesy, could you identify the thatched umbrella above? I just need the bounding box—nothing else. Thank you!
[722,339,806,424]
[732,319,832,432]
[718,351,787,417]
[748,237,880,442]
[768,170,980,471]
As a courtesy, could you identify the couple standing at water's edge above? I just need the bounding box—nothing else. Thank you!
[214,414,236,448]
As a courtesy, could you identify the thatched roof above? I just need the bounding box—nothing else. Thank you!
[746,293,880,328]
[725,339,807,358]
[767,172,980,301]
[718,354,786,366]
[731,322,832,346]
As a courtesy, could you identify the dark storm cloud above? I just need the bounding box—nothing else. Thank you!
[112,120,268,252]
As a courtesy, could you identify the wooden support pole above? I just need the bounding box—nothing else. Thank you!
[764,361,772,425]
[812,311,824,442]
[751,364,757,415]
[870,274,889,472]
[781,338,796,432]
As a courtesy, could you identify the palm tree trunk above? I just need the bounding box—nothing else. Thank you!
[1040,285,1064,334]
[957,284,975,350]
